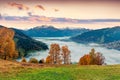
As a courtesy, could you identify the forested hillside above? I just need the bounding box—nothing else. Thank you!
[0,25,48,57]
[71,26,120,44]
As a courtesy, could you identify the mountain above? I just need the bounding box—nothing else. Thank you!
[0,25,48,57]
[71,26,120,44]
[22,25,90,37]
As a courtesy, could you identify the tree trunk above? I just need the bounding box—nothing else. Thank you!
[4,53,6,60]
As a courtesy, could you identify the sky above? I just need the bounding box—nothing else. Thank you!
[0,0,120,29]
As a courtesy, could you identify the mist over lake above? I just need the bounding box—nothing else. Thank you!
[24,37,120,65]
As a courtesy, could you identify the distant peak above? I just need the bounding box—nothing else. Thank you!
[0,25,4,28]
[113,26,120,28]
[33,25,57,30]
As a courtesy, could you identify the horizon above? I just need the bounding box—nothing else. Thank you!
[0,0,120,29]
[1,24,120,30]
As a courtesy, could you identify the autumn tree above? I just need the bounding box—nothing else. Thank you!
[95,52,105,65]
[89,48,96,65]
[46,44,71,64]
[79,54,91,65]
[49,43,61,64]
[62,45,71,64]
[79,48,105,65]
[46,55,52,64]
[0,27,18,60]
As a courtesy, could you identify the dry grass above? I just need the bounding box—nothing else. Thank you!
[0,59,20,73]
[1,59,120,80]
[0,59,55,73]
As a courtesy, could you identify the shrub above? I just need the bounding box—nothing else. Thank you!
[21,57,27,62]
[39,58,45,64]
[29,58,38,63]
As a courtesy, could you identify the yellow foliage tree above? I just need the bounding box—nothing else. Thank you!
[46,55,52,64]
[0,27,18,60]
[46,44,71,64]
[49,43,61,64]
[62,45,71,64]
[89,48,96,65]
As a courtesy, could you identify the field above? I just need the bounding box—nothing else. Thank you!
[0,60,120,80]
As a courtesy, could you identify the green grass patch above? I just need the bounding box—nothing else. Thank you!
[0,65,120,80]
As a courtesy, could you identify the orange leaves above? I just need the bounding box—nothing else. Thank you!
[48,43,61,64]
[79,48,105,65]
[46,44,71,64]
[79,54,91,65]
[46,55,52,64]
[62,45,71,64]
[0,27,18,60]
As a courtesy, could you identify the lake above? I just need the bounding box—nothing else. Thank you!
[23,37,120,65]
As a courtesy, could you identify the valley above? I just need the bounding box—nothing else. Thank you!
[20,37,120,65]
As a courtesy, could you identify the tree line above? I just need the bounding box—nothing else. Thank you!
[21,43,105,65]
[21,43,71,64]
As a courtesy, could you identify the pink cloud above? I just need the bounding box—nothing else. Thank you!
[54,9,59,12]
[35,5,45,11]
[0,13,2,19]
[28,16,52,22]
[39,16,52,22]
[8,2,29,10]
[28,17,38,22]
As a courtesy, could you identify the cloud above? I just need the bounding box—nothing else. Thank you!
[0,13,2,19]
[28,17,39,22]
[39,16,52,22]
[28,16,52,22]
[54,9,59,12]
[27,12,32,16]
[1,15,52,22]
[8,2,29,10]
[1,15,120,24]
[35,5,45,11]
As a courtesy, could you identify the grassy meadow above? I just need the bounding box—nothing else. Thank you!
[0,60,120,80]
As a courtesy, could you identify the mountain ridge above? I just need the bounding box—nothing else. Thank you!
[71,26,120,44]
[22,25,90,37]
[70,26,120,50]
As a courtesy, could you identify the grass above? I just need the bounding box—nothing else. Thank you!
[0,60,120,80]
